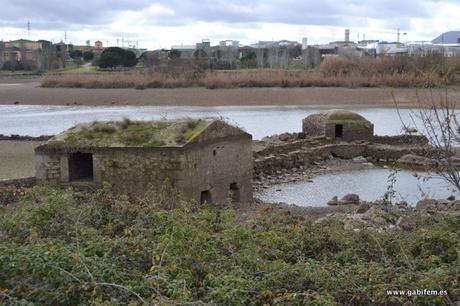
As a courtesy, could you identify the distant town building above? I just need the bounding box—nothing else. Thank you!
[170,44,196,58]
[0,39,67,71]
[302,37,308,50]
[432,31,460,44]
[251,40,300,48]
[94,40,103,50]
[219,40,239,49]
[196,39,211,50]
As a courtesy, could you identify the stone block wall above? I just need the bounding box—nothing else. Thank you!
[94,149,184,197]
[34,137,253,206]
[35,152,65,185]
[180,138,253,205]
[302,114,326,137]
[373,135,429,146]
[324,121,374,142]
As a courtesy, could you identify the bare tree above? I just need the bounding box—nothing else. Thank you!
[397,88,460,191]
[255,48,264,69]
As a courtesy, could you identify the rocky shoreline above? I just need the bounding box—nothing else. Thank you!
[0,134,52,141]
[253,156,376,191]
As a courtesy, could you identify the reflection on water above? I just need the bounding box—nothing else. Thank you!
[0,105,427,139]
[256,169,457,206]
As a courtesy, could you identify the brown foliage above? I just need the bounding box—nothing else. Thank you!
[41,55,460,89]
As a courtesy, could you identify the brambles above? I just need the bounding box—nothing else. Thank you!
[0,185,458,305]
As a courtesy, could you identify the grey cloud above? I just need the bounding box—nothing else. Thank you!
[0,0,449,30]
[1,0,151,28]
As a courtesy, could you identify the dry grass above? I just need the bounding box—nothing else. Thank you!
[41,56,460,89]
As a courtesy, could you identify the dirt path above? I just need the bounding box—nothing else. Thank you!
[1,80,455,107]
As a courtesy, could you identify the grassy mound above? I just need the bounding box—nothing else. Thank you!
[0,185,458,305]
[57,119,208,147]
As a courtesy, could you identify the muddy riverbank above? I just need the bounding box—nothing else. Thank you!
[1,80,457,107]
[0,140,45,180]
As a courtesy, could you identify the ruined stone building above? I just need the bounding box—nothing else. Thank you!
[302,110,374,141]
[0,39,67,71]
[35,119,253,205]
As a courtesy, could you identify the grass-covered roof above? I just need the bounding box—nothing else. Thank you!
[320,110,369,121]
[51,118,212,147]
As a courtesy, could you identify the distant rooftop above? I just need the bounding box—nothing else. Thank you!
[432,31,460,44]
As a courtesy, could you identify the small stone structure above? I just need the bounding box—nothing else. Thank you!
[302,110,374,141]
[35,119,253,205]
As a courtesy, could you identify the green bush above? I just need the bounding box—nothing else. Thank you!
[83,51,94,62]
[98,47,138,69]
[0,185,458,305]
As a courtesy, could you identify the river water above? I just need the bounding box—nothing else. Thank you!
[0,105,425,139]
[0,105,452,205]
[256,168,457,206]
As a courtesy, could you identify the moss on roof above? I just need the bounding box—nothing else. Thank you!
[53,118,211,147]
[321,110,368,121]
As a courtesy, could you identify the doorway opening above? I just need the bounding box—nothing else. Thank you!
[229,182,240,203]
[69,152,93,181]
[335,124,343,138]
[200,190,212,204]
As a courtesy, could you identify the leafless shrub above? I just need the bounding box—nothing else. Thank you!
[397,88,460,191]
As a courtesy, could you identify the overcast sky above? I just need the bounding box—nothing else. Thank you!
[0,0,459,49]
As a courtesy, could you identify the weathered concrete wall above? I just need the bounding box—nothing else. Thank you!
[35,152,67,185]
[35,139,253,205]
[373,135,429,146]
[302,114,326,137]
[324,121,374,142]
[94,149,184,197]
[254,143,368,174]
[180,139,253,205]
[254,137,431,175]
[364,144,430,162]
[302,113,374,142]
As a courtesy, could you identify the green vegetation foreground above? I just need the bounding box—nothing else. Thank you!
[0,184,458,305]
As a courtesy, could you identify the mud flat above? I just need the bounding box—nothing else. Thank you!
[0,140,44,180]
[0,80,456,107]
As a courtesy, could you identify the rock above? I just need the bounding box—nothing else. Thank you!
[396,201,409,210]
[356,203,371,213]
[397,154,436,168]
[396,216,415,230]
[327,196,338,206]
[339,193,360,205]
[373,216,387,225]
[404,127,418,134]
[279,133,291,141]
[361,206,378,221]
[416,199,438,211]
[447,195,456,201]
[352,156,367,163]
